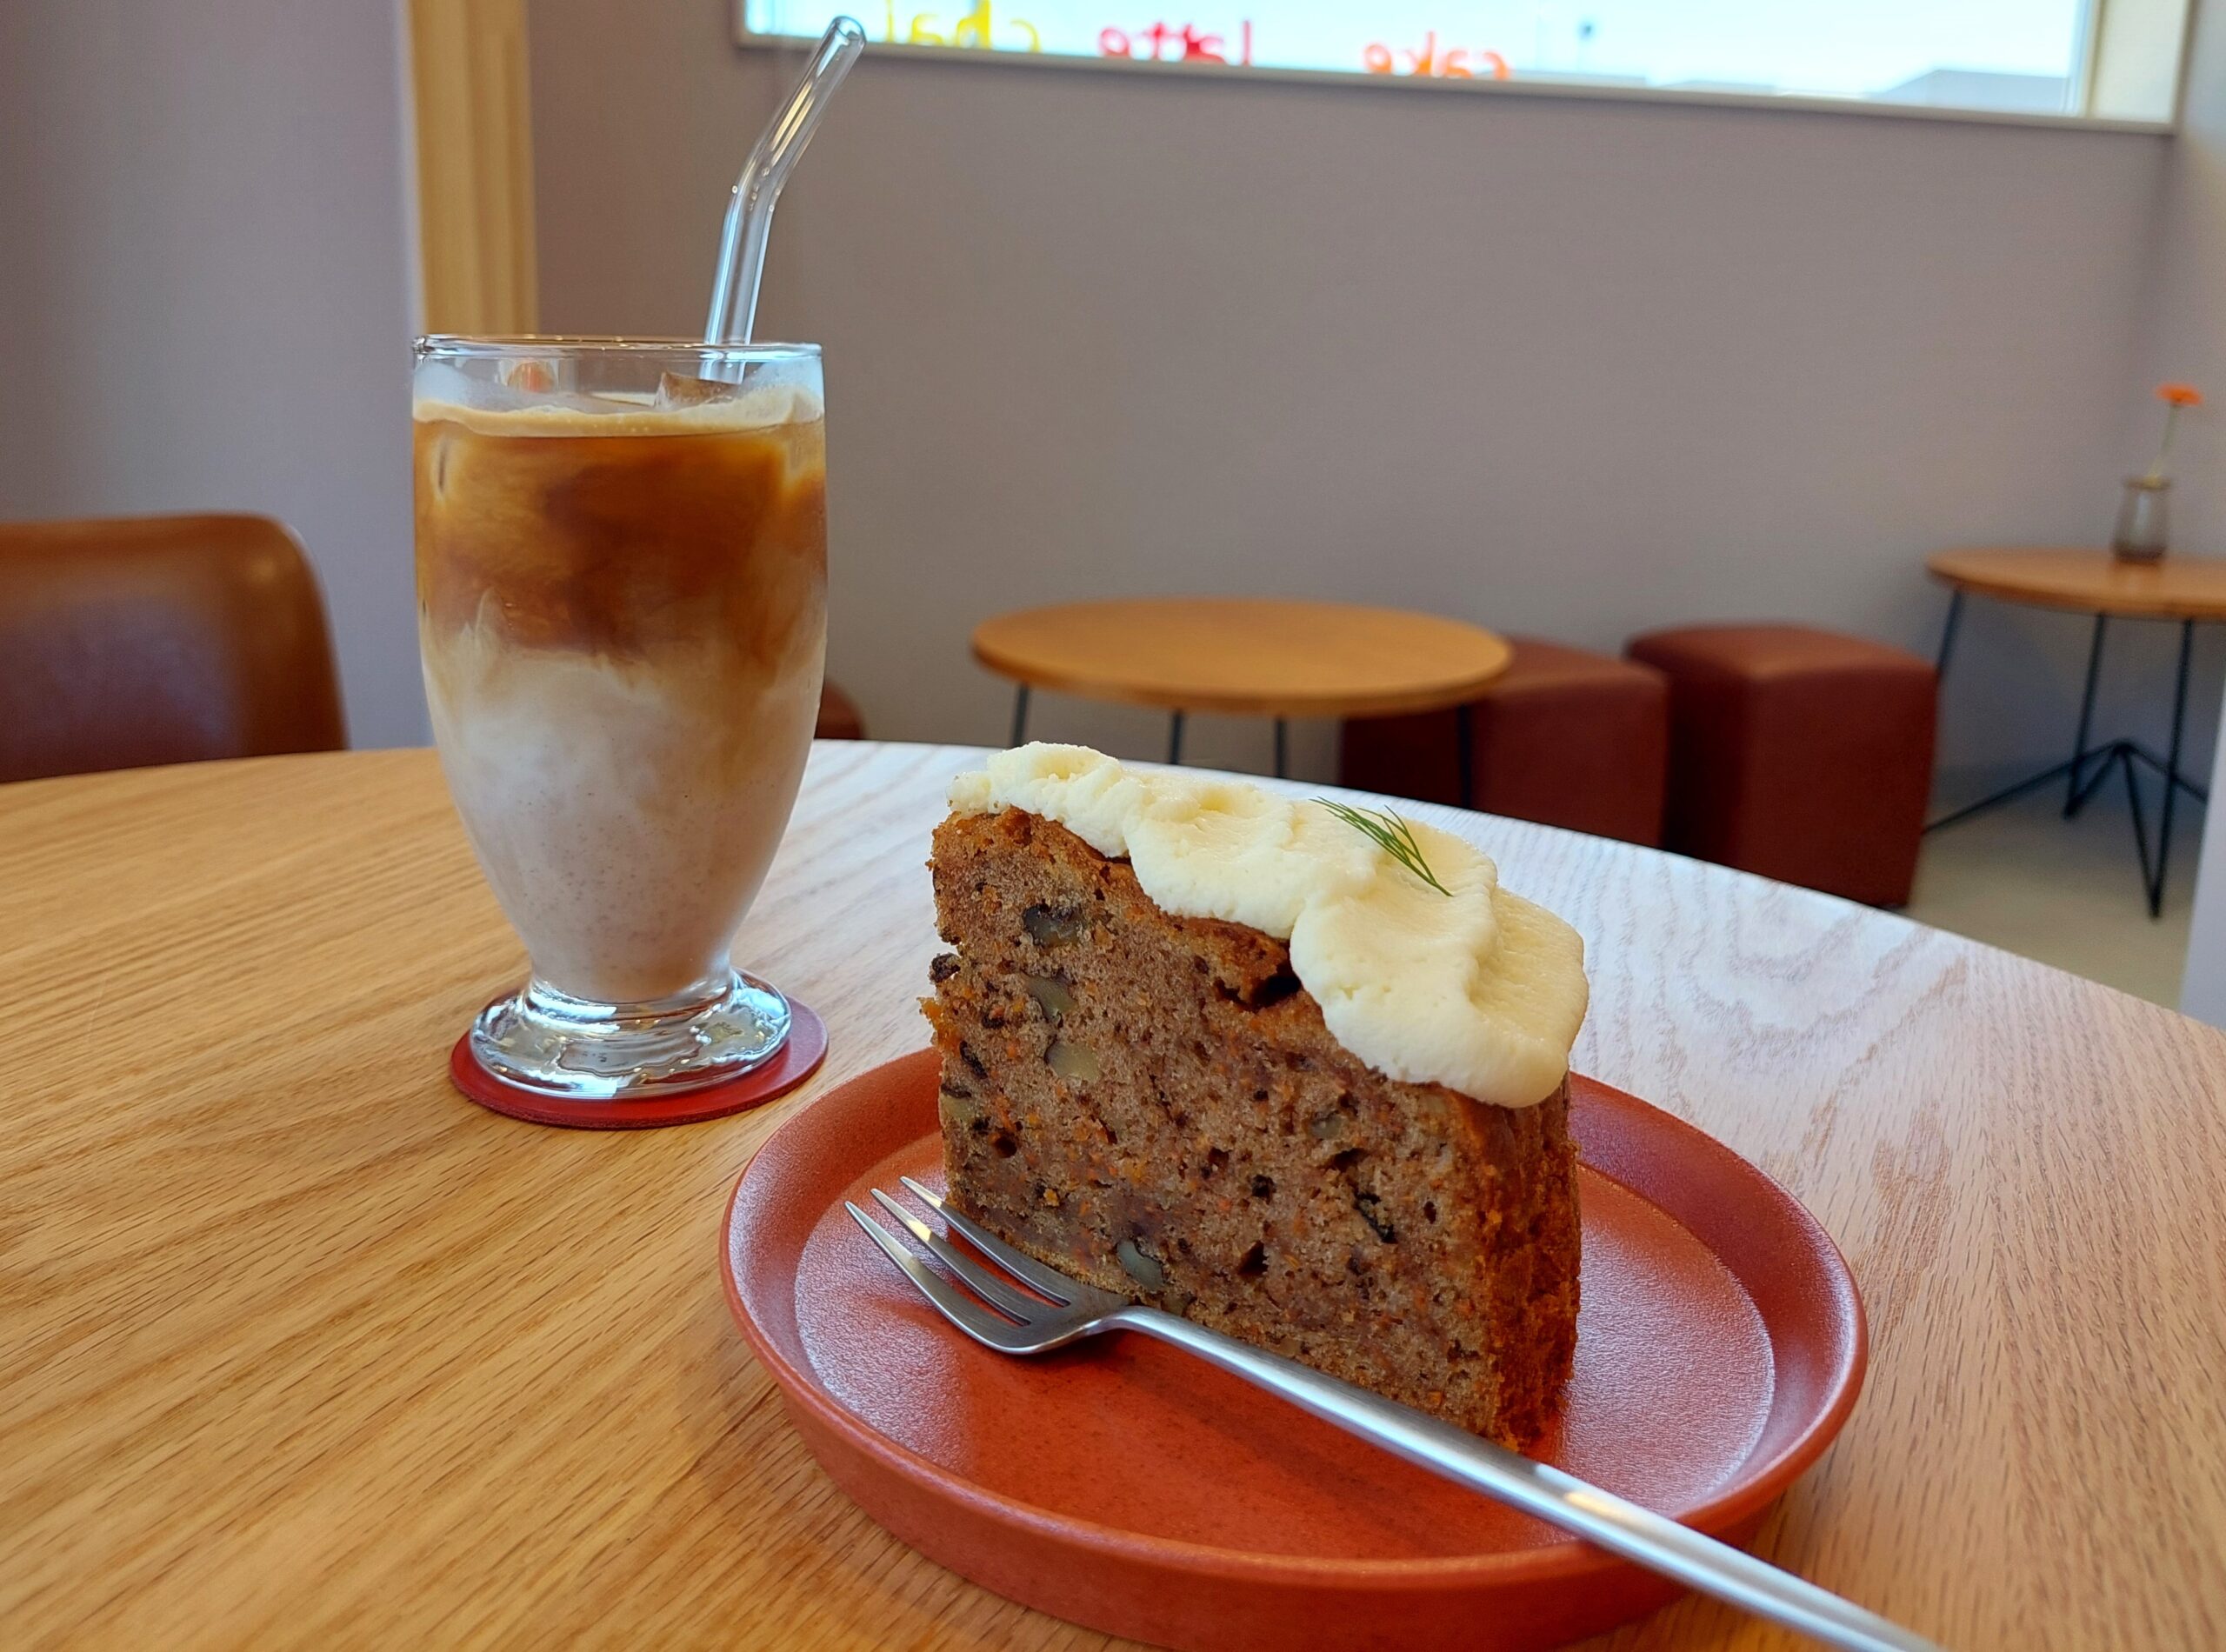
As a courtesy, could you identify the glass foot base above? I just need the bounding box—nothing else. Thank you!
[467,969,791,1101]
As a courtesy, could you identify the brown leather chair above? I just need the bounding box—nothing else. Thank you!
[0,514,346,784]
[1626,623,1935,907]
[815,680,866,741]
[1340,636,1670,846]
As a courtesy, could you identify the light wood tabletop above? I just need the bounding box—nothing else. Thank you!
[1926,546,2226,621]
[970,598,1513,718]
[4,743,2224,1649]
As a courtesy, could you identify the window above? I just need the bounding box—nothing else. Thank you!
[737,0,2191,123]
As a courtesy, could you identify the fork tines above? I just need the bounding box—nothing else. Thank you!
[845,1179,1118,1354]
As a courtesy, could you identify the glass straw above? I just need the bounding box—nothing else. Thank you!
[704,17,868,346]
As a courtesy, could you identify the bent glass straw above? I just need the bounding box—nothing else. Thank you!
[704,16,868,347]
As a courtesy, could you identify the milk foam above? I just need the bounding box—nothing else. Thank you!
[950,744,1589,1107]
[410,383,823,438]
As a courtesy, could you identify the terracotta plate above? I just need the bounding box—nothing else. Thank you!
[722,1051,1866,1651]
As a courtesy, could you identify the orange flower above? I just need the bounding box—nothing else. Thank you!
[2158,382,2203,408]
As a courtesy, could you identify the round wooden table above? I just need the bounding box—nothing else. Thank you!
[1927,546,2226,916]
[5,745,2225,1648]
[971,598,1510,791]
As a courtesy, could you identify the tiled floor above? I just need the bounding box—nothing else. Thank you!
[1905,776,2200,1009]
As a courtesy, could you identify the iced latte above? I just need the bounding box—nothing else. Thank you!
[413,339,826,1097]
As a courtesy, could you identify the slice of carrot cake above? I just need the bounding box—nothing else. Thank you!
[923,744,1588,1449]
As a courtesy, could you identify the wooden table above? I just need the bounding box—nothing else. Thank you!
[4,744,2224,1649]
[971,597,1510,789]
[1927,547,2226,916]
[1927,546,2226,621]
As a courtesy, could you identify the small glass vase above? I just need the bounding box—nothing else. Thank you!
[2111,476,2170,563]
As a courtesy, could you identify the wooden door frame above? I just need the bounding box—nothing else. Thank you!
[407,0,538,335]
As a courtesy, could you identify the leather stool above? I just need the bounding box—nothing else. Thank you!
[1625,624,1935,907]
[815,681,866,741]
[1339,636,1670,846]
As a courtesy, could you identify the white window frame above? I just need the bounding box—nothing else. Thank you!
[734,0,2198,132]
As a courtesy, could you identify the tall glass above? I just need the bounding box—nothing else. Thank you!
[412,337,827,1098]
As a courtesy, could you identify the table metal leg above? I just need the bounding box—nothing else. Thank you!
[2064,615,2108,817]
[1929,758,2083,832]
[1927,599,2210,916]
[1273,718,1289,780]
[1008,683,1030,748]
[1456,703,1476,810]
[2123,746,2156,902]
[2069,741,2123,816]
[2148,619,2196,918]
[1935,589,1965,679]
[1167,711,1185,766]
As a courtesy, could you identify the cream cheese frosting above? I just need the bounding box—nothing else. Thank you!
[949,743,1588,1108]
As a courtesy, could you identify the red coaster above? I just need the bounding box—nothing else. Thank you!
[449,997,827,1129]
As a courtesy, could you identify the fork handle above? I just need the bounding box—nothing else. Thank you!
[1110,1306,1942,1652]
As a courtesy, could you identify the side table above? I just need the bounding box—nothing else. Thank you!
[970,598,1510,802]
[1927,546,2226,916]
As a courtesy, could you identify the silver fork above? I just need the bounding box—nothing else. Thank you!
[850,1179,1943,1652]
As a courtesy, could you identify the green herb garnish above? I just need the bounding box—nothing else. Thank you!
[1315,799,1453,896]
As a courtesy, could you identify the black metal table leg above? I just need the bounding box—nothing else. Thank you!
[2123,746,2156,900]
[2064,615,2108,817]
[2148,619,2197,917]
[1455,703,1476,810]
[1926,592,2211,915]
[2069,739,2123,815]
[1929,757,2083,831]
[1936,589,1965,678]
[1167,711,1185,766]
[1008,683,1030,748]
[1273,718,1289,780]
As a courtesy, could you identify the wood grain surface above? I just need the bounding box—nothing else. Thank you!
[1927,545,2226,620]
[3,743,2223,1650]
[970,598,1512,716]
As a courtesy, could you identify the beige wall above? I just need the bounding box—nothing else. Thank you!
[0,0,427,746]
[529,2,2196,785]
